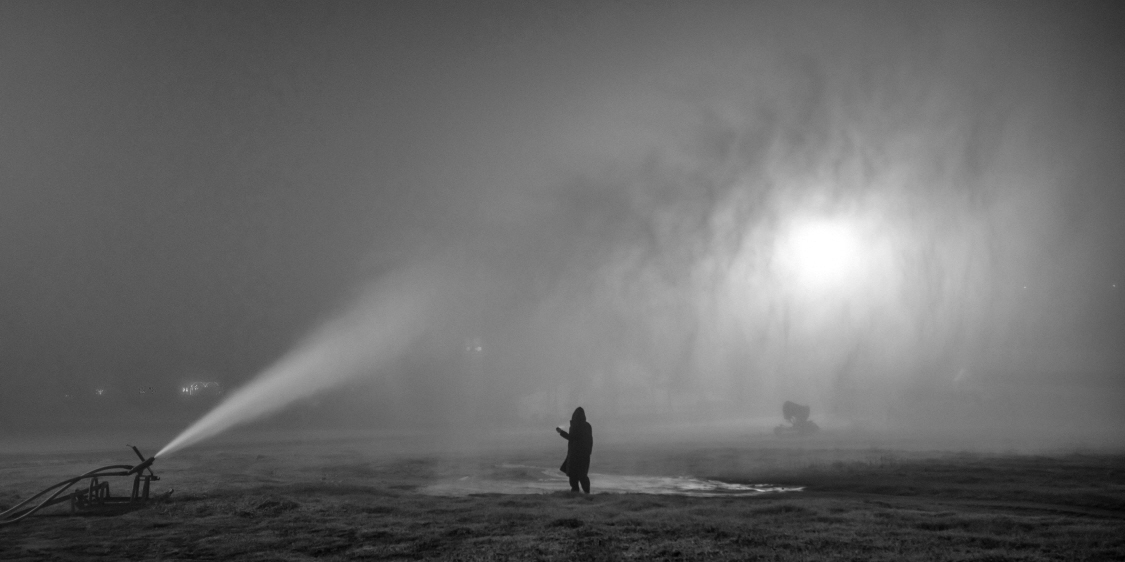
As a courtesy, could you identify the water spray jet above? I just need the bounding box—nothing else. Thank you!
[155,263,444,458]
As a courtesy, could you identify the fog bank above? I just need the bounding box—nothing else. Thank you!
[2,2,1122,452]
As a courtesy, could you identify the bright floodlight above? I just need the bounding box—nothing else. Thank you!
[784,218,862,291]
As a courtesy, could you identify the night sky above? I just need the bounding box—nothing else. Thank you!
[2,2,1123,441]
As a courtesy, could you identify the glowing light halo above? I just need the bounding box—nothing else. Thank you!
[777,215,866,294]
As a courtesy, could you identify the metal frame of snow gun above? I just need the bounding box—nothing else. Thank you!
[0,445,170,526]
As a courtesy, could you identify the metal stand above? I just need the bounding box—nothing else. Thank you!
[1,446,170,525]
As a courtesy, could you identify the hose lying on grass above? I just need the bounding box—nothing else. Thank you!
[0,446,167,526]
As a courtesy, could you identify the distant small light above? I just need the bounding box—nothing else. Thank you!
[1022,286,1027,289]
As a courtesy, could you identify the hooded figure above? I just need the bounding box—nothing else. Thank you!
[556,407,593,493]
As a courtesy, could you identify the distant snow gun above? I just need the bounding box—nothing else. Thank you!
[774,401,819,437]
[0,445,170,526]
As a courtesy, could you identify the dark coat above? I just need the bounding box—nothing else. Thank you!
[558,407,593,478]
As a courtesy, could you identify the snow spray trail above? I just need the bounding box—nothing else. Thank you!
[156,266,438,458]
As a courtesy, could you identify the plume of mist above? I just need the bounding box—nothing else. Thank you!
[464,2,1124,437]
[156,263,445,457]
[159,3,1124,452]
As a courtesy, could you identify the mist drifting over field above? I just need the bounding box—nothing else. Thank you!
[1,2,1123,452]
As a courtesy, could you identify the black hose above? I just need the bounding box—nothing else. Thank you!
[0,465,133,526]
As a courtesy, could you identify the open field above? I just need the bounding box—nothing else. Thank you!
[2,432,1123,561]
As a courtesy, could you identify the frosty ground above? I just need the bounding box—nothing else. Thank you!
[1,430,1122,561]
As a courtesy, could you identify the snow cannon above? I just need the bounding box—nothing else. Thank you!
[0,445,171,526]
[774,401,820,437]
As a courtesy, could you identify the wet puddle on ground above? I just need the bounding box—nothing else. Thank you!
[421,464,803,497]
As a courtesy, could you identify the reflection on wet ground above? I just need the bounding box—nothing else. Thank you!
[421,464,803,496]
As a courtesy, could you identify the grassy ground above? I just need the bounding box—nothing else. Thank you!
[1,436,1122,561]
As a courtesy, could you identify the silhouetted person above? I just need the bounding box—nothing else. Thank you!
[556,407,593,493]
